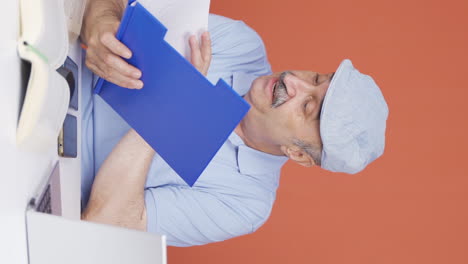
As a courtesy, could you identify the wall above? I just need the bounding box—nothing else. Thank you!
[169,0,468,263]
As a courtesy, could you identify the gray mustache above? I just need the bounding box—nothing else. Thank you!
[271,71,291,108]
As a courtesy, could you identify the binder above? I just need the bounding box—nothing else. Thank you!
[94,1,250,186]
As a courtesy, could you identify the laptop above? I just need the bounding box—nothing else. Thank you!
[26,162,166,264]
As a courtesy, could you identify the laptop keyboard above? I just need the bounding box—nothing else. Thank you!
[36,184,52,214]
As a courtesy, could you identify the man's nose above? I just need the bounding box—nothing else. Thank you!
[283,73,309,98]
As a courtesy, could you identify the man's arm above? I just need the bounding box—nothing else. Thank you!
[208,15,271,77]
[82,129,152,230]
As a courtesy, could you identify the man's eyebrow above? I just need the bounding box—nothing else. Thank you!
[316,72,335,120]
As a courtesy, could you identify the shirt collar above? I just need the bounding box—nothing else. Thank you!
[228,132,288,175]
[232,72,259,96]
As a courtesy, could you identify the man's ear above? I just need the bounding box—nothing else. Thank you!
[280,145,315,167]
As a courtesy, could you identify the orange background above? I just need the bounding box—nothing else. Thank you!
[170,0,468,263]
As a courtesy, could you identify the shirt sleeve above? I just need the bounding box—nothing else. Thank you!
[145,185,255,247]
[208,14,272,78]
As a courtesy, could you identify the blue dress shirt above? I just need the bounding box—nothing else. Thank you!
[81,14,288,247]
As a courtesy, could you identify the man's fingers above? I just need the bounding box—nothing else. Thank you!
[201,32,212,63]
[89,47,143,86]
[102,51,142,79]
[105,67,144,89]
[200,32,212,74]
[85,60,110,84]
[86,57,143,89]
[100,32,132,59]
[189,33,212,76]
[105,69,144,89]
[189,35,202,69]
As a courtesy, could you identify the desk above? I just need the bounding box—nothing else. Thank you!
[0,2,166,263]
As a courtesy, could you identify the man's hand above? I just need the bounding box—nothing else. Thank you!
[81,0,143,89]
[189,32,212,76]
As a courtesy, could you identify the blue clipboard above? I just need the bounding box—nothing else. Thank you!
[94,1,250,186]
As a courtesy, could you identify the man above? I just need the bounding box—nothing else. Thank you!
[80,0,389,247]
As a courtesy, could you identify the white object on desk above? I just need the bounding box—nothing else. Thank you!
[27,211,167,264]
[16,42,70,152]
[16,0,71,151]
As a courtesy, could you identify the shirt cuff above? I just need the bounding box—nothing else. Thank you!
[145,189,159,234]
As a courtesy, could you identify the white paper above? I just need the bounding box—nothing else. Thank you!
[138,0,211,60]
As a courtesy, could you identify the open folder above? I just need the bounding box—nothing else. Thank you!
[94,1,250,186]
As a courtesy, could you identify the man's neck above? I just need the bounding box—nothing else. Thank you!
[233,122,251,147]
[234,120,284,156]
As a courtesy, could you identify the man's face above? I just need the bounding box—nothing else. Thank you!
[242,70,334,165]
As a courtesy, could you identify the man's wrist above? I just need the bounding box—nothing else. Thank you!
[80,0,126,44]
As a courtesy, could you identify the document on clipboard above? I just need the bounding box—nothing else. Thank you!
[93,1,250,187]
